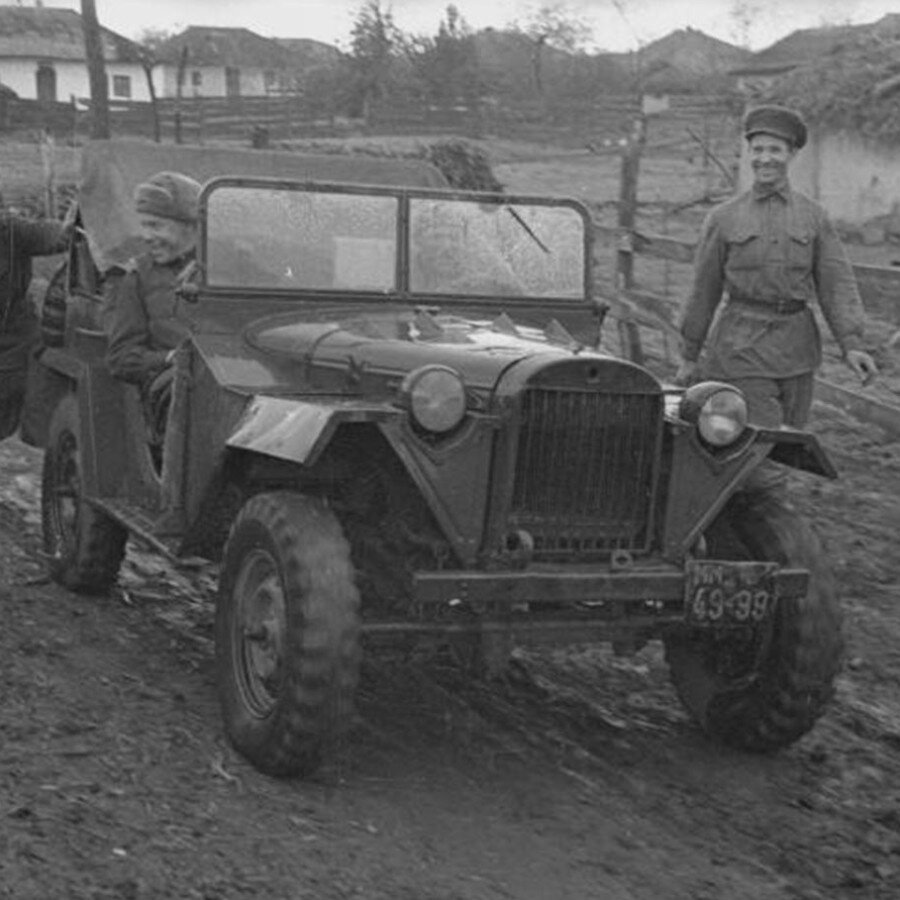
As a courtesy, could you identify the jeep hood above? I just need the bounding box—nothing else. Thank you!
[244,307,605,388]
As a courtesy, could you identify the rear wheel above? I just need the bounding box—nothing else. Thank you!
[41,394,127,593]
[216,491,361,777]
[664,491,843,752]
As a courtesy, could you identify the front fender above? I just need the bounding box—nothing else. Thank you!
[225,395,402,465]
[758,426,837,479]
[662,424,836,561]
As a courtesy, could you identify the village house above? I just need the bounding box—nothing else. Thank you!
[0,5,147,103]
[153,26,300,99]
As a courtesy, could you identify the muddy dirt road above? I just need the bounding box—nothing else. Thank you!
[1,389,898,899]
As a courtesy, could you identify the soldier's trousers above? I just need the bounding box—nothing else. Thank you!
[726,372,816,493]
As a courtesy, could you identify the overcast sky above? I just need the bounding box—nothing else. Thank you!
[51,0,900,51]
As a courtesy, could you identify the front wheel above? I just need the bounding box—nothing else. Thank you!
[664,491,843,752]
[216,492,361,777]
[41,393,127,593]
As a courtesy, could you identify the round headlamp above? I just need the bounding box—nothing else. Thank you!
[401,365,467,434]
[680,382,748,447]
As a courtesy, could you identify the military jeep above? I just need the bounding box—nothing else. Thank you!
[27,139,843,777]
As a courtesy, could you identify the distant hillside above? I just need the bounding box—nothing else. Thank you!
[472,28,627,100]
[637,27,750,75]
[607,27,749,92]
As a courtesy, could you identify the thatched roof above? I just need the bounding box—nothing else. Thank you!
[156,27,293,69]
[275,38,343,71]
[760,19,900,141]
[0,6,141,63]
[732,14,900,76]
[730,23,867,76]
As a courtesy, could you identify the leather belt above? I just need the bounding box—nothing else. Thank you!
[730,296,807,315]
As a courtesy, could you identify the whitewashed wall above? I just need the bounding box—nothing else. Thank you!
[157,65,271,98]
[0,59,151,102]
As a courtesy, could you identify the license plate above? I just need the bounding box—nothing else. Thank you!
[684,560,777,626]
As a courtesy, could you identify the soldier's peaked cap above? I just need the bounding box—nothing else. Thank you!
[743,105,807,149]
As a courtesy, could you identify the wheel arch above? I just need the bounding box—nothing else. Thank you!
[224,397,494,566]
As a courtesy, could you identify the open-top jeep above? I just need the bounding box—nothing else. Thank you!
[27,139,843,777]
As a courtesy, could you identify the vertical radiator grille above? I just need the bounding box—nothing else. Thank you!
[509,387,663,559]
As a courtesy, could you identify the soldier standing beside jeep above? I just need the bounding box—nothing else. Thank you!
[675,105,878,434]
[105,171,201,444]
[0,210,69,439]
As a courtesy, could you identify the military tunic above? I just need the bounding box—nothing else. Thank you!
[679,180,866,428]
[105,251,195,389]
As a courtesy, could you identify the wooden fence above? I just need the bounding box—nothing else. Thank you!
[0,93,739,147]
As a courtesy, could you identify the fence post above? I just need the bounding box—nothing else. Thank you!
[174,45,188,145]
[196,97,205,146]
[39,130,57,219]
[616,114,647,365]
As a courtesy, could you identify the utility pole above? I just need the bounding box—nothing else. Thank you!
[615,114,647,364]
[80,0,110,139]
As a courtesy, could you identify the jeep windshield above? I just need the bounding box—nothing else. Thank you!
[202,180,589,301]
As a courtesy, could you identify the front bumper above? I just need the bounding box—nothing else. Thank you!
[413,562,807,608]
[356,562,809,644]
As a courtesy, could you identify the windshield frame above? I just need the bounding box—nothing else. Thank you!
[198,176,594,308]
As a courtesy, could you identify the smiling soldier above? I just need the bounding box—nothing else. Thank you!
[675,105,878,461]
[106,170,201,456]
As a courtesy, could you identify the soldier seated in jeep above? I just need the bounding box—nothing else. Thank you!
[105,171,201,465]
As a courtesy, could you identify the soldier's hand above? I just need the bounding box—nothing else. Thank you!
[845,349,878,385]
[673,360,698,387]
[148,366,175,403]
[59,201,78,240]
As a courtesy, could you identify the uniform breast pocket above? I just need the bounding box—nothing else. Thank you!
[725,229,761,271]
[787,229,814,269]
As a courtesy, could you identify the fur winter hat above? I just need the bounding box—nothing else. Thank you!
[134,171,201,222]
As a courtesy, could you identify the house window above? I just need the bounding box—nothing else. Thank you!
[264,69,277,93]
[112,75,131,99]
[191,70,202,88]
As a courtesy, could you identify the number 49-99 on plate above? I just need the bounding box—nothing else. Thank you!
[684,559,778,626]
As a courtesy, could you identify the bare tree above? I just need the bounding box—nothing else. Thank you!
[511,3,592,99]
[80,0,110,139]
[136,29,174,143]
